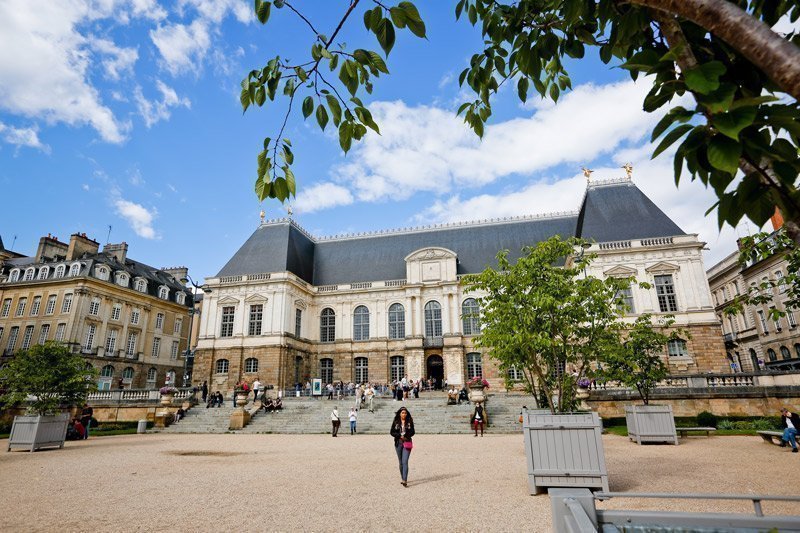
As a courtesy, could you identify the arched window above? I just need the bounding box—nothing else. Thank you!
[158,286,169,300]
[320,308,335,343]
[96,266,109,280]
[244,357,259,373]
[354,357,368,383]
[69,263,81,276]
[462,298,480,335]
[795,344,800,358]
[116,272,128,287]
[750,348,760,371]
[215,359,229,374]
[320,358,333,383]
[37,266,49,280]
[134,278,147,292]
[23,268,35,281]
[9,269,19,282]
[466,352,483,379]
[55,265,66,278]
[388,303,405,339]
[122,367,134,382]
[780,346,792,360]
[424,301,442,337]
[353,305,370,341]
[667,339,689,357]
[767,348,777,362]
[146,367,157,383]
[390,355,405,382]
[101,365,115,377]
[176,292,186,305]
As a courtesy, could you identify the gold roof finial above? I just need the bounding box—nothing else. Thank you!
[622,163,633,179]
[287,204,293,217]
[581,167,594,182]
[259,210,265,224]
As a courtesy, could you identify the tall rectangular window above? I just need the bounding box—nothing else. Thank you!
[151,337,161,358]
[45,295,57,315]
[30,296,41,316]
[7,326,20,353]
[788,310,797,328]
[38,324,51,344]
[126,332,138,357]
[220,306,235,337]
[388,303,405,339]
[54,323,66,342]
[390,355,405,382]
[21,325,34,351]
[61,294,73,313]
[1,299,11,318]
[248,305,262,336]
[111,304,122,321]
[0,327,4,345]
[84,324,96,351]
[771,307,782,331]
[655,275,678,312]
[106,329,118,354]
[758,310,769,334]
[170,340,179,359]
[615,284,635,314]
[89,298,100,316]
[130,308,140,325]
[174,317,183,335]
[15,297,27,317]
[295,309,302,338]
[155,313,164,330]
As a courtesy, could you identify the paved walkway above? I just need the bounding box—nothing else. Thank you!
[1,434,799,531]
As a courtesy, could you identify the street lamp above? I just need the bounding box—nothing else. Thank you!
[180,274,211,387]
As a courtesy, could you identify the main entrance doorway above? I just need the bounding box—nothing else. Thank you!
[426,355,444,389]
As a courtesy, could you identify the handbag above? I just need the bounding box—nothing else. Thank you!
[402,440,413,450]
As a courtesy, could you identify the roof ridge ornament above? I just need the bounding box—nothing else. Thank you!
[622,162,633,180]
[581,166,594,183]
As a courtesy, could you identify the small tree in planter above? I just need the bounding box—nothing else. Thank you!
[0,342,97,451]
[601,314,685,445]
[464,236,625,493]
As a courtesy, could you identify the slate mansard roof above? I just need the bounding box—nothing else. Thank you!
[216,179,686,286]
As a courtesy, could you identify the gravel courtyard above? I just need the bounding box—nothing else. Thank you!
[1,433,798,532]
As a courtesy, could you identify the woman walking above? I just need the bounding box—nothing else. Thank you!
[390,406,415,487]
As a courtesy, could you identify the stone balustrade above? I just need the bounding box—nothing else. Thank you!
[87,388,196,405]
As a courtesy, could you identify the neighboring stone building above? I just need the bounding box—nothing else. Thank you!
[194,175,727,393]
[707,214,800,373]
[0,232,193,389]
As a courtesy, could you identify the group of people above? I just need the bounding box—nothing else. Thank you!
[205,391,225,408]
[260,396,283,413]
[66,404,94,441]
[447,385,469,405]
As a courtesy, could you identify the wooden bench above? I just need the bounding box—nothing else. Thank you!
[676,427,717,438]
[758,430,785,445]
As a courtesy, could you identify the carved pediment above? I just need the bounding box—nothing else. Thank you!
[645,261,680,274]
[217,296,240,304]
[404,247,457,263]
[603,265,637,278]
[244,293,268,303]
[294,299,308,309]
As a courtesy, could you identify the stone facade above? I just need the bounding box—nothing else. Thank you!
[0,232,193,390]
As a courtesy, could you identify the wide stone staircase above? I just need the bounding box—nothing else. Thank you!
[159,393,531,435]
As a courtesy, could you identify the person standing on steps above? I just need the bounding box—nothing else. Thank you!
[472,402,486,437]
[390,406,415,487]
[366,384,375,413]
[201,381,208,403]
[349,407,358,435]
[331,406,340,437]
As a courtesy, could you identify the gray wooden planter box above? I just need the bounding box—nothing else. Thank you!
[523,410,609,495]
[7,414,69,452]
[625,404,678,445]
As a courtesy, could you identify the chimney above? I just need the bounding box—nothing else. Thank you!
[36,234,69,262]
[771,207,784,231]
[103,242,128,263]
[162,266,189,284]
[66,233,100,260]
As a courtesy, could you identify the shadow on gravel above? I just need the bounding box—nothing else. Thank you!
[408,473,463,486]
[165,450,244,457]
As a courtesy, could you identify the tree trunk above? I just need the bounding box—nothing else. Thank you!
[633,0,800,100]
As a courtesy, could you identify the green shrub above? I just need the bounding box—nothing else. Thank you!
[718,420,734,430]
[696,411,718,428]
[752,418,780,431]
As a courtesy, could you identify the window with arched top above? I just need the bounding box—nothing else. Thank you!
[353,305,370,341]
[750,348,760,371]
[320,358,333,383]
[69,263,81,276]
[55,265,66,278]
[320,308,335,343]
[158,286,169,300]
[146,367,157,383]
[134,279,147,292]
[424,301,442,337]
[23,268,35,281]
[96,266,109,280]
[9,269,20,282]
[215,359,229,374]
[795,344,800,358]
[466,352,483,379]
[354,357,369,383]
[176,292,186,305]
[122,367,134,382]
[462,298,480,335]
[101,365,115,377]
[781,346,792,360]
[244,357,259,373]
[767,348,777,361]
[37,266,49,280]
[388,303,405,339]
[116,272,128,287]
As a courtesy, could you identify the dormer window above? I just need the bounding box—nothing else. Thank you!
[37,266,49,280]
[96,266,110,281]
[9,269,20,282]
[23,268,35,281]
[115,272,129,287]
[158,286,169,300]
[134,278,147,293]
[176,292,186,305]
[54,265,66,278]
[69,263,81,277]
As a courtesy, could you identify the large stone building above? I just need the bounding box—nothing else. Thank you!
[194,175,728,393]
[194,178,729,389]
[0,232,194,390]
[707,214,800,372]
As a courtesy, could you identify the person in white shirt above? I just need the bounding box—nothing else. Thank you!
[252,378,262,403]
[330,407,340,437]
[366,385,375,413]
[349,407,358,434]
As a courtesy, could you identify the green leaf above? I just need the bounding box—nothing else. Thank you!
[517,77,529,103]
[316,104,329,131]
[326,94,342,126]
[389,7,407,28]
[367,51,389,74]
[302,96,313,119]
[329,54,338,72]
[651,124,694,158]
[683,61,726,95]
[285,166,296,196]
[707,135,742,175]
[455,0,465,20]
[619,49,660,72]
[712,106,757,140]
[376,18,396,56]
[355,106,380,134]
[294,66,308,82]
[338,62,358,96]
[274,176,289,201]
[255,86,266,106]
[549,83,559,103]
[240,87,250,112]
[256,0,271,24]
[255,177,271,201]
[650,107,693,142]
[339,121,353,152]
[282,144,294,165]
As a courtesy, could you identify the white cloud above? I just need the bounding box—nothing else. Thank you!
[134,80,191,127]
[180,0,251,24]
[295,182,354,214]
[0,0,129,143]
[89,37,138,80]
[114,197,158,239]
[0,121,49,152]
[150,19,211,75]
[82,184,90,191]
[130,0,167,21]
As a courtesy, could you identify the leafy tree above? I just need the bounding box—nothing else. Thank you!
[599,314,684,405]
[243,1,800,247]
[0,342,97,416]
[464,236,626,413]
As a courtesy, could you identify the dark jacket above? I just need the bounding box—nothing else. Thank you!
[782,412,800,430]
[390,419,415,446]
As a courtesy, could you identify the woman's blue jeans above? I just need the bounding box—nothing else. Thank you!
[394,442,411,482]
[350,420,356,434]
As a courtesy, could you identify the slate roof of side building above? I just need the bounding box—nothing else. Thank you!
[216,179,686,286]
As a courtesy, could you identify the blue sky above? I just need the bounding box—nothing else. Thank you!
[2,1,784,282]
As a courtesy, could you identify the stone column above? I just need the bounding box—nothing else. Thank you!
[443,347,465,385]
